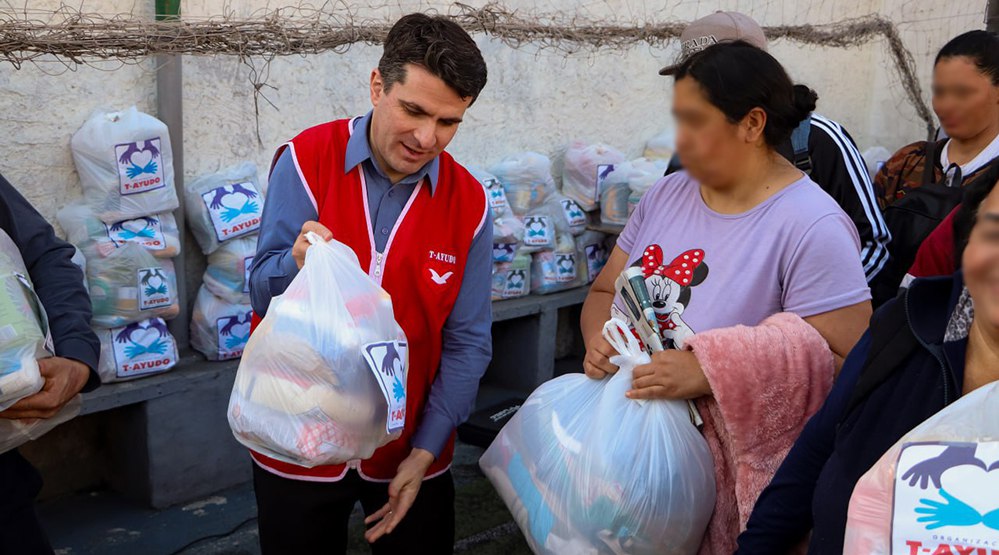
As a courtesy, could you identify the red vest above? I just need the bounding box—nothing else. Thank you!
[250,118,488,481]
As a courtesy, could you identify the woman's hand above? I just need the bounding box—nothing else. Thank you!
[627,350,711,400]
[583,332,619,379]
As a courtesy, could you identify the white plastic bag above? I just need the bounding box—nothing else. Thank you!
[204,235,257,304]
[228,233,409,467]
[186,162,264,255]
[547,193,588,237]
[862,146,892,181]
[58,205,181,260]
[628,158,667,217]
[493,213,525,246]
[492,251,532,301]
[843,381,999,555]
[562,142,626,212]
[0,395,81,455]
[469,166,510,216]
[575,231,610,285]
[95,318,178,383]
[481,320,716,554]
[600,161,633,226]
[82,241,179,328]
[490,153,557,217]
[530,233,579,295]
[71,107,178,223]
[0,230,51,411]
[643,130,676,161]
[71,248,89,294]
[190,285,253,361]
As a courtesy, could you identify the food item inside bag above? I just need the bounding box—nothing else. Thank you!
[228,234,409,467]
[531,233,579,295]
[643,129,676,161]
[492,250,532,301]
[204,235,257,304]
[599,161,633,226]
[490,152,557,217]
[190,285,253,361]
[71,107,179,223]
[562,141,626,212]
[843,380,999,555]
[94,317,178,383]
[575,231,610,285]
[58,204,181,259]
[0,395,81,455]
[186,162,264,255]
[493,213,525,245]
[0,230,51,411]
[83,242,179,328]
[480,320,715,555]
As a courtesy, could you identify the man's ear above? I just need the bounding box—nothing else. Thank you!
[370,69,384,107]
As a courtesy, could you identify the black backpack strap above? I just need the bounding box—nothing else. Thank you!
[921,139,944,187]
[843,289,920,417]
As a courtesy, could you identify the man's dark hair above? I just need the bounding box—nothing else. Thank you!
[936,30,999,86]
[672,40,818,148]
[379,13,488,104]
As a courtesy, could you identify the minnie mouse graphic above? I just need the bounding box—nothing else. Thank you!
[613,245,708,349]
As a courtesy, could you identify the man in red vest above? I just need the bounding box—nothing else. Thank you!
[248,13,492,555]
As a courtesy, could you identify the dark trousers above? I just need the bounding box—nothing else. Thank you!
[253,463,455,555]
[0,450,53,555]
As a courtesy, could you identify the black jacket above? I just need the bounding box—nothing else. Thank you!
[0,173,100,391]
[737,273,965,554]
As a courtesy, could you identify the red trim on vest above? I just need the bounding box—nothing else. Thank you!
[249,118,486,481]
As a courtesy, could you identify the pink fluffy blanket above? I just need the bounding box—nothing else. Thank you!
[685,312,835,555]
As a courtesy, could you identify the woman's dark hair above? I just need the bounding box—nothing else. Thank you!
[954,159,999,267]
[672,40,818,147]
[936,30,999,85]
[378,13,488,104]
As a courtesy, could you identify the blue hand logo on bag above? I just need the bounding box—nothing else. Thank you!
[139,267,169,297]
[507,269,526,291]
[115,320,170,359]
[202,182,263,241]
[556,254,575,275]
[118,140,161,178]
[208,183,260,223]
[561,199,585,222]
[218,311,252,351]
[524,217,549,242]
[110,216,159,241]
[362,341,409,433]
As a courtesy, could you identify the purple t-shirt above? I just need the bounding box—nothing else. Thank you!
[612,171,871,349]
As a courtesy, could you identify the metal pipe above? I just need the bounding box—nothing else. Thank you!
[156,0,189,349]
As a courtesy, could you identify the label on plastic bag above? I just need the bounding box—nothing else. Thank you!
[110,320,175,379]
[362,341,408,434]
[585,243,609,282]
[555,253,577,283]
[504,269,528,298]
[560,199,587,228]
[492,243,516,264]
[482,178,509,211]
[105,216,166,252]
[595,164,616,204]
[137,267,172,310]
[201,182,262,242]
[242,256,254,294]
[523,216,553,247]
[116,138,166,195]
[215,312,251,360]
[891,441,999,554]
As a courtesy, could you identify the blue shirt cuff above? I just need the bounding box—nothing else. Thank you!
[411,410,456,460]
[268,250,301,297]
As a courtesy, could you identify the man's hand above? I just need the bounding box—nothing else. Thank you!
[627,350,710,400]
[364,448,435,543]
[583,332,619,379]
[292,221,333,269]
[0,357,89,420]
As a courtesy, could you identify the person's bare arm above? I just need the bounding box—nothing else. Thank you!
[580,246,629,379]
[803,300,872,373]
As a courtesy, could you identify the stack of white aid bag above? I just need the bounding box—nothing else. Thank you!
[66,108,183,383]
[185,162,264,362]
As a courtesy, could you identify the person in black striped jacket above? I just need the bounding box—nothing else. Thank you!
[661,12,890,284]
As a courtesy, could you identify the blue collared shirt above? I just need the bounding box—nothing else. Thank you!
[250,112,493,459]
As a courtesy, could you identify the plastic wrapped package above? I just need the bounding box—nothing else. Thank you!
[228,234,409,467]
[71,248,89,294]
[469,166,510,216]
[490,152,557,217]
[0,230,51,411]
[546,193,588,237]
[83,242,179,328]
[71,107,178,223]
[628,158,667,217]
[204,235,257,304]
[575,231,610,285]
[94,318,178,383]
[843,380,999,555]
[643,129,676,161]
[493,243,518,264]
[493,213,525,246]
[599,161,633,226]
[186,162,264,255]
[531,233,579,295]
[0,395,81,455]
[190,285,253,361]
[480,320,715,555]
[492,250,532,301]
[58,204,181,259]
[862,146,892,181]
[562,142,626,212]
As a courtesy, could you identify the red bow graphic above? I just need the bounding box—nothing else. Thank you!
[641,245,704,287]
